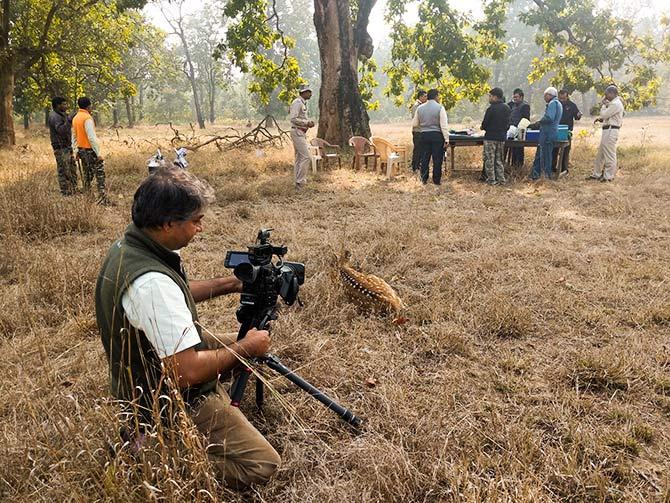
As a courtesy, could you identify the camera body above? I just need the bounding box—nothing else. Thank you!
[225,229,305,330]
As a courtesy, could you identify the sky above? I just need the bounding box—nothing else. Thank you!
[145,0,669,50]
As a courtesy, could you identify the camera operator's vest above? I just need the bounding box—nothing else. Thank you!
[95,223,216,423]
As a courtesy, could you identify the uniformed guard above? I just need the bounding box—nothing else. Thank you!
[589,85,625,182]
[289,84,315,190]
[72,96,110,205]
[48,97,78,195]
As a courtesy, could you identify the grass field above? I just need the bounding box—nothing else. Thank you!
[0,116,669,502]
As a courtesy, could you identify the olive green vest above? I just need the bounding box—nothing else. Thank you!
[95,223,216,421]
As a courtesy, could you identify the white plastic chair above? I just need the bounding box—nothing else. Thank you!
[308,145,322,173]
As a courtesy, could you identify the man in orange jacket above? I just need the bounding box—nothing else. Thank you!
[72,97,110,205]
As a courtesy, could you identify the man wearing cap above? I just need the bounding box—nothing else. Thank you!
[589,86,625,182]
[528,87,563,181]
[289,85,315,190]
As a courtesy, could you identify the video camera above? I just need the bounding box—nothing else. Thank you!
[224,230,362,427]
[224,229,305,330]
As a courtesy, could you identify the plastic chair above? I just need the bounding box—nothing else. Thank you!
[310,138,342,170]
[370,136,402,178]
[348,136,379,171]
[308,144,321,173]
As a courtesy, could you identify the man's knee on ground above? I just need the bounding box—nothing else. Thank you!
[224,447,281,488]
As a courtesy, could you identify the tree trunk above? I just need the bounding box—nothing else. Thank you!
[44,107,49,127]
[124,96,134,127]
[112,103,119,128]
[313,0,375,146]
[0,0,15,148]
[138,86,145,122]
[23,112,29,129]
[0,58,14,147]
[208,86,215,124]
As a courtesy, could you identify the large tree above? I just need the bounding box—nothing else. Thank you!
[0,0,147,147]
[222,0,510,145]
[522,0,669,110]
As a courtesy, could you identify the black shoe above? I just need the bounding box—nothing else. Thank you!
[586,175,601,180]
[600,178,613,183]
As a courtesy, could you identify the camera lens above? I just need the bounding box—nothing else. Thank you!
[234,263,259,283]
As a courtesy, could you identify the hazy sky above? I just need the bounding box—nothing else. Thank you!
[145,0,669,50]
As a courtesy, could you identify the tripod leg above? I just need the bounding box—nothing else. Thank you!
[230,367,252,407]
[262,354,362,427]
[256,379,264,409]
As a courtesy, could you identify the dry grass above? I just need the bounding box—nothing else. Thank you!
[1,117,669,502]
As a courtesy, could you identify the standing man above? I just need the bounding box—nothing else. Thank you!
[481,88,511,185]
[507,88,531,167]
[412,88,449,185]
[72,97,109,205]
[410,90,428,172]
[528,87,563,181]
[48,97,77,195]
[589,85,625,182]
[555,89,582,176]
[289,84,315,190]
[95,168,280,488]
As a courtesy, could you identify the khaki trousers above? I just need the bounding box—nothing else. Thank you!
[592,128,620,180]
[190,382,280,489]
[189,332,279,489]
[291,129,310,187]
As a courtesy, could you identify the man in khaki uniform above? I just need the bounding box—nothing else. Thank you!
[589,85,625,182]
[290,84,315,189]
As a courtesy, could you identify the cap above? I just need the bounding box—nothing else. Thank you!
[544,87,558,97]
[298,84,313,94]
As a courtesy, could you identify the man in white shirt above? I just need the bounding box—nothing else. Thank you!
[412,88,450,185]
[95,167,279,488]
[289,84,315,189]
[589,85,625,182]
[72,96,109,204]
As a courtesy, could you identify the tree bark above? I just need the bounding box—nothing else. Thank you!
[138,85,145,122]
[112,103,119,128]
[0,0,15,147]
[208,81,215,124]
[124,96,134,127]
[313,0,374,146]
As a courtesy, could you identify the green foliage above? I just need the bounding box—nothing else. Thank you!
[383,0,511,110]
[359,59,380,111]
[11,0,149,115]
[521,0,667,110]
[220,0,302,105]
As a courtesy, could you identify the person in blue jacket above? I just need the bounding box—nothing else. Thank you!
[528,87,563,181]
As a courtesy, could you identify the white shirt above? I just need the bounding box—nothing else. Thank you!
[121,272,201,358]
[289,97,311,134]
[598,96,624,128]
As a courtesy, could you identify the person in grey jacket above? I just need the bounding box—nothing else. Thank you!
[412,89,449,185]
[48,97,77,195]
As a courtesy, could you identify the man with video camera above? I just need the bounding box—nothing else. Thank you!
[95,167,280,489]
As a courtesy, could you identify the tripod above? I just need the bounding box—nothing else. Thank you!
[228,309,363,428]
